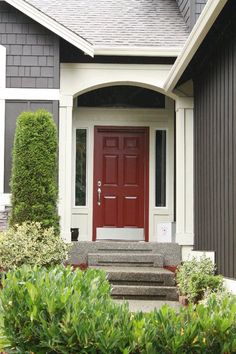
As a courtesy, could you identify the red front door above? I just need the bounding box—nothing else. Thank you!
[93,126,149,241]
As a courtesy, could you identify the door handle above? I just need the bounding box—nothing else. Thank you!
[97,187,101,206]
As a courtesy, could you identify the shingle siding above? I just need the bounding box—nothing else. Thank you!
[0,2,59,88]
[195,0,207,22]
[176,0,207,29]
[176,0,190,28]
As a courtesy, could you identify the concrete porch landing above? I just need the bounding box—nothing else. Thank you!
[69,241,181,267]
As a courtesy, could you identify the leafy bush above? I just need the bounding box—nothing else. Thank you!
[0,222,69,270]
[176,256,224,303]
[9,110,59,233]
[0,266,236,354]
[0,265,134,354]
[135,299,236,354]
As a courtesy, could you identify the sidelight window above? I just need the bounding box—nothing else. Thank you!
[75,129,87,206]
[155,130,166,207]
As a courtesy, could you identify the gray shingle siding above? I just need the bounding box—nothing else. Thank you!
[176,0,207,29]
[195,0,207,22]
[0,2,59,88]
[176,0,190,28]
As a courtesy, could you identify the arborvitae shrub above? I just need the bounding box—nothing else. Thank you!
[9,110,59,233]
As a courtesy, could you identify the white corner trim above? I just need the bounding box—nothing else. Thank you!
[0,45,6,89]
[164,0,228,92]
[190,250,215,263]
[0,88,60,100]
[224,278,236,295]
[94,46,182,57]
[5,0,94,57]
[0,193,11,208]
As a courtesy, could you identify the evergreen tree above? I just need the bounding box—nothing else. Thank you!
[9,110,59,234]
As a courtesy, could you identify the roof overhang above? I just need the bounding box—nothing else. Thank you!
[94,46,182,57]
[164,0,228,93]
[4,0,94,57]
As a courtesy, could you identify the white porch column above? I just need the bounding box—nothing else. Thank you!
[175,97,194,250]
[59,95,73,242]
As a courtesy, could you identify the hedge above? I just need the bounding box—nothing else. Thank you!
[0,266,235,354]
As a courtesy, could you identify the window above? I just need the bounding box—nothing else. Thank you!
[155,130,166,207]
[75,129,87,206]
[77,85,165,108]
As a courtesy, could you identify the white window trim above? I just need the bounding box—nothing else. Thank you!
[154,127,169,210]
[73,127,89,208]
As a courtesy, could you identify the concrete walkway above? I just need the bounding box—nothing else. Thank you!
[114,299,181,313]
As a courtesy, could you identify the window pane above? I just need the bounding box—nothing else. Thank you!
[155,130,166,207]
[75,129,87,206]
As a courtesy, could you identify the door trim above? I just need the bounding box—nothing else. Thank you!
[92,126,149,241]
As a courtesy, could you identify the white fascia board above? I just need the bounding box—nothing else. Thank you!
[164,0,228,92]
[0,88,60,100]
[5,0,94,57]
[94,46,182,57]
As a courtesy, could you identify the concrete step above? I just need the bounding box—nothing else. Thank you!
[95,242,153,253]
[92,266,175,286]
[112,285,178,301]
[88,253,163,267]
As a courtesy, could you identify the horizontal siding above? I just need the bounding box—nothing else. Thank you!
[0,2,59,88]
[4,101,59,193]
[194,30,236,278]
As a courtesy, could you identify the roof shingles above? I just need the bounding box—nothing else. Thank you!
[24,0,189,48]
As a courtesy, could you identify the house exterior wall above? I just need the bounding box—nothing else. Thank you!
[176,0,190,28]
[176,0,207,29]
[194,28,236,279]
[4,100,59,193]
[0,2,59,88]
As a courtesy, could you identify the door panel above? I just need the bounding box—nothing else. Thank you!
[93,126,149,240]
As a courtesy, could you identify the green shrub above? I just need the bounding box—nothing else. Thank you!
[0,265,134,354]
[9,109,59,233]
[0,266,236,354]
[0,222,69,270]
[135,299,236,354]
[176,256,223,303]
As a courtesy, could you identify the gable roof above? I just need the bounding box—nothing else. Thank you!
[5,0,189,56]
[164,0,228,92]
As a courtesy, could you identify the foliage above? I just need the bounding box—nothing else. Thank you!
[9,110,59,233]
[0,266,236,354]
[0,222,69,271]
[0,265,134,354]
[176,256,224,303]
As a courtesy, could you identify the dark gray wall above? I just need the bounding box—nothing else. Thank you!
[176,0,206,29]
[0,2,59,88]
[194,13,236,278]
[4,101,59,193]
